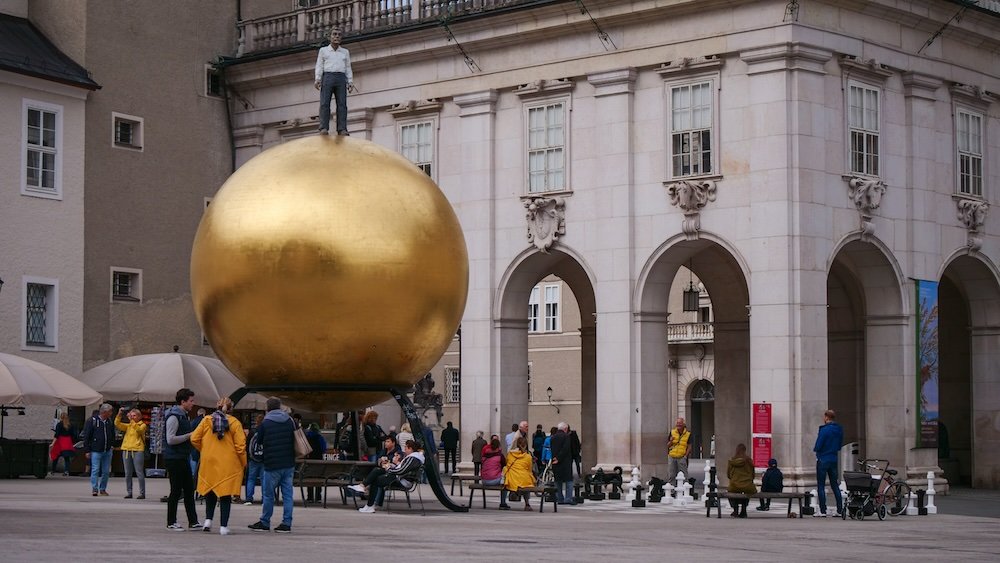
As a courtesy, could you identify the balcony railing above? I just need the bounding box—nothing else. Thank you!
[238,0,550,55]
[667,322,714,343]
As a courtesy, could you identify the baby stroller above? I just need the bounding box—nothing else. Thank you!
[843,459,890,521]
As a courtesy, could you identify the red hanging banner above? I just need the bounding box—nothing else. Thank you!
[752,402,772,434]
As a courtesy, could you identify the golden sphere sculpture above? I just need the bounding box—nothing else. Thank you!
[191,136,468,412]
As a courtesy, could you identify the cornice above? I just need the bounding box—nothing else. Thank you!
[901,71,943,100]
[587,68,637,97]
[740,43,833,75]
[454,89,498,116]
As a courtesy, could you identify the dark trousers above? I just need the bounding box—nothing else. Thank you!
[166,458,198,526]
[444,448,457,472]
[366,473,397,507]
[729,498,749,516]
[319,71,348,133]
[204,492,231,527]
[816,460,843,514]
[473,462,481,476]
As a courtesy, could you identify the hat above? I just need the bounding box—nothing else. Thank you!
[768,458,778,466]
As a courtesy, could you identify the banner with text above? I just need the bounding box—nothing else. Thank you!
[916,279,939,448]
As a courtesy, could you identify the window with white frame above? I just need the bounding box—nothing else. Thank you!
[112,112,143,150]
[400,121,434,177]
[527,102,566,192]
[528,287,540,332]
[205,64,223,97]
[23,278,58,350]
[669,81,714,177]
[23,100,61,197]
[445,367,460,403]
[956,108,984,197]
[544,284,560,332]
[110,268,142,302]
[848,81,880,176]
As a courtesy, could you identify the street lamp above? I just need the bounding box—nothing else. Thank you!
[682,261,699,312]
[546,386,560,414]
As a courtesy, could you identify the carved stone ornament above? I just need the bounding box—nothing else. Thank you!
[524,196,566,253]
[665,180,717,240]
[957,198,989,252]
[847,176,887,240]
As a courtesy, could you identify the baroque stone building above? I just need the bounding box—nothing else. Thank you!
[223,0,1000,488]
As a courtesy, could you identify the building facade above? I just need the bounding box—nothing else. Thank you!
[206,0,1000,488]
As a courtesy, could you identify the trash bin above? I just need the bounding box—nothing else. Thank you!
[0,438,50,479]
[840,441,859,473]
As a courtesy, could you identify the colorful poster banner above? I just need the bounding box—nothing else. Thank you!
[916,279,939,448]
[752,436,772,468]
[752,402,772,434]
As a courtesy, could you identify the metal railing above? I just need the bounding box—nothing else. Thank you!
[666,322,714,343]
[238,0,548,54]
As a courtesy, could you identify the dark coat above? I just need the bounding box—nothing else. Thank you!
[569,430,581,461]
[81,414,115,453]
[257,410,296,470]
[441,425,460,449]
[761,466,784,492]
[306,429,327,461]
[550,430,573,482]
[471,437,486,462]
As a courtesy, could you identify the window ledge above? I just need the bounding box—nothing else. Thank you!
[22,344,57,352]
[113,142,143,151]
[521,189,573,201]
[663,174,723,185]
[841,173,881,182]
[951,193,985,203]
[21,187,62,200]
[112,295,141,303]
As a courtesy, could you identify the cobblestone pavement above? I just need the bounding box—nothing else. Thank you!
[0,475,996,562]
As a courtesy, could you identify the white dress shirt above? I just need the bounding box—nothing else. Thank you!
[315,45,353,83]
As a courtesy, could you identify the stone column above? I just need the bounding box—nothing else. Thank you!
[635,313,670,478]
[970,326,1000,488]
[586,68,637,469]
[865,315,911,471]
[450,90,499,447]
[580,325,598,472]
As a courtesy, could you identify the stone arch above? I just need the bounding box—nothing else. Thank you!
[938,251,1000,488]
[634,233,749,477]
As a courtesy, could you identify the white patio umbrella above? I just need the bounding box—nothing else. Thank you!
[0,352,103,406]
[80,352,250,406]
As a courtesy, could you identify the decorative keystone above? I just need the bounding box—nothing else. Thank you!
[524,196,566,253]
[665,179,717,240]
[957,198,989,252]
[847,176,887,240]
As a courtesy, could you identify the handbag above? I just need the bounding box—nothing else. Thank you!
[293,424,313,458]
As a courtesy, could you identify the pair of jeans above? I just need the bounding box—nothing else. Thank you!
[122,450,145,496]
[260,467,294,528]
[166,457,198,526]
[555,480,574,504]
[245,460,263,501]
[319,71,348,133]
[816,459,843,514]
[89,450,112,492]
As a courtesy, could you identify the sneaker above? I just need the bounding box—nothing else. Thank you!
[337,130,350,136]
[99,491,109,496]
[248,521,269,532]
[92,490,98,497]
[189,523,204,530]
[166,523,185,531]
[63,472,69,476]
[813,512,828,518]
[137,494,145,500]
[835,510,844,518]
[274,523,291,533]
[348,484,366,494]
[219,526,230,536]
[358,505,375,513]
[243,500,253,506]
[202,519,212,532]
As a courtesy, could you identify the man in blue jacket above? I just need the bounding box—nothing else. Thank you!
[249,398,295,533]
[813,409,844,517]
[81,403,116,497]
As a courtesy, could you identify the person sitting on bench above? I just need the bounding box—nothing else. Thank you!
[350,440,424,513]
[757,458,784,511]
[726,443,756,518]
[500,436,536,511]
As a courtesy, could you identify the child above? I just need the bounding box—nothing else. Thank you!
[757,458,784,511]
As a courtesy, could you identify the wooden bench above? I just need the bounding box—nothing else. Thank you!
[468,483,558,513]
[450,473,480,496]
[295,460,376,508]
[706,491,807,518]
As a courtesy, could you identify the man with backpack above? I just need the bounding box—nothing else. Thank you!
[248,398,296,533]
[243,414,264,505]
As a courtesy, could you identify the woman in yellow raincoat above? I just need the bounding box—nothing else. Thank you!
[501,436,536,511]
[191,397,246,535]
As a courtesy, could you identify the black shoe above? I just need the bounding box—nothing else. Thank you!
[248,521,269,532]
[274,523,291,533]
[337,130,349,136]
[124,494,133,499]
[498,504,511,510]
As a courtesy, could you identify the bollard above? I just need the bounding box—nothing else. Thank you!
[648,477,665,503]
[925,471,937,515]
[632,483,646,508]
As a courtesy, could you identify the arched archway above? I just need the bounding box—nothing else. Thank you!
[939,253,1000,488]
[635,235,750,477]
[494,247,597,470]
[826,238,907,466]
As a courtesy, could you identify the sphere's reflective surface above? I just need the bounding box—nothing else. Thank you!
[191,136,468,412]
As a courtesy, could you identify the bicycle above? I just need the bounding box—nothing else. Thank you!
[859,459,910,517]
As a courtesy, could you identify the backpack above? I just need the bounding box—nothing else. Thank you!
[249,431,264,463]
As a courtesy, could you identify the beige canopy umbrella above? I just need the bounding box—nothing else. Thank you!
[0,352,102,406]
[80,352,254,406]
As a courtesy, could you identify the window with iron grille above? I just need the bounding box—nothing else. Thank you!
[205,64,223,97]
[113,113,143,150]
[445,367,461,403]
[544,284,560,332]
[527,102,566,192]
[400,121,433,177]
[528,286,540,332]
[848,82,880,176]
[112,271,138,301]
[25,283,50,347]
[956,108,984,197]
[670,81,713,177]
[25,106,58,194]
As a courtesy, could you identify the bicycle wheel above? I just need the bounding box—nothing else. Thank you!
[885,481,911,516]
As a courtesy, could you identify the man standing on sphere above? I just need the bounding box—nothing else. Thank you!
[314,27,353,136]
